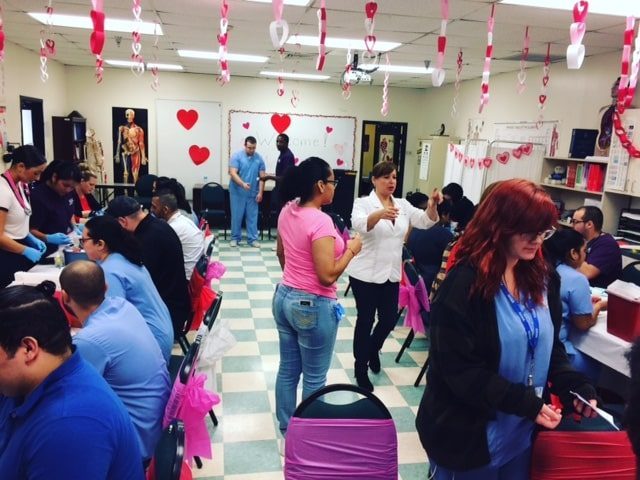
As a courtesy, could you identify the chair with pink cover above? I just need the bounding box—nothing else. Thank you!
[284,383,398,480]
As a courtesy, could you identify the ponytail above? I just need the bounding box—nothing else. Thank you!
[280,157,331,204]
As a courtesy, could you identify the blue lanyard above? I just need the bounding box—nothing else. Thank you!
[499,283,540,360]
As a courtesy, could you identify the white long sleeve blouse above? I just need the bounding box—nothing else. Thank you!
[345,190,437,284]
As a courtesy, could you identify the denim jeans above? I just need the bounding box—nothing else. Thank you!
[430,446,532,480]
[272,284,339,434]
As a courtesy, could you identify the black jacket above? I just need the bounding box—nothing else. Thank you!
[416,264,596,471]
[71,190,101,219]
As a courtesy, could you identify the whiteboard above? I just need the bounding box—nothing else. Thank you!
[156,99,222,199]
[229,110,356,172]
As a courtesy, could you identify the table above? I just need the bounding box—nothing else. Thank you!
[570,313,632,377]
[94,183,136,205]
[11,263,62,288]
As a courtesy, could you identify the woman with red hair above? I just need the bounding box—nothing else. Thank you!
[416,179,598,480]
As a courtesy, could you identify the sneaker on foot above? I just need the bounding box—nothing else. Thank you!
[229,240,238,247]
[248,241,260,248]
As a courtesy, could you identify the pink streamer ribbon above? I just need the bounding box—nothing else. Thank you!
[517,26,530,93]
[316,0,327,71]
[363,1,378,54]
[342,49,352,99]
[276,76,285,97]
[90,0,105,83]
[269,0,289,49]
[450,50,463,117]
[217,0,230,84]
[478,4,495,113]
[432,0,448,87]
[537,43,551,127]
[380,53,390,116]
[130,0,144,76]
[567,1,588,69]
[398,278,430,334]
[0,7,5,62]
[150,26,160,90]
[39,2,55,82]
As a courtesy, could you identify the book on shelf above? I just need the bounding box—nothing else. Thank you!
[586,164,605,192]
[576,163,585,188]
[566,164,577,188]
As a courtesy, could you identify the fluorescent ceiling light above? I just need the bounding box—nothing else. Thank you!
[178,50,268,63]
[28,12,163,35]
[287,35,401,53]
[260,71,330,81]
[247,0,312,5]
[499,0,640,17]
[105,60,183,71]
[360,64,433,74]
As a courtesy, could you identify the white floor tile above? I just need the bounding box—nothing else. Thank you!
[223,412,277,442]
[221,371,267,392]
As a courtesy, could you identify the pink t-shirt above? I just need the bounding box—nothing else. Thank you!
[279,201,345,299]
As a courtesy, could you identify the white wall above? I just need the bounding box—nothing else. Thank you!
[63,66,429,194]
[1,41,67,170]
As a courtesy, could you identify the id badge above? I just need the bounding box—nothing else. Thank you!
[535,386,544,398]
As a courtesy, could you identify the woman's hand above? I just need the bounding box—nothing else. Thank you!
[426,188,442,221]
[573,398,598,419]
[378,206,400,221]
[535,403,562,429]
[347,233,362,256]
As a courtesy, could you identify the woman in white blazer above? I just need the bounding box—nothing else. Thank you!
[346,161,440,391]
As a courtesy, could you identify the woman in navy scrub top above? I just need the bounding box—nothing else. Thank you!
[0,146,47,288]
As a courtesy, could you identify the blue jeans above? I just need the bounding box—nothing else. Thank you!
[230,192,259,243]
[272,284,339,434]
[430,447,531,480]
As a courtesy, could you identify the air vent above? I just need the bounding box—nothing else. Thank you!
[498,53,566,63]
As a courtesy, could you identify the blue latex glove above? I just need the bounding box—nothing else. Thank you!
[25,233,47,253]
[22,246,43,263]
[74,224,85,235]
[45,233,72,245]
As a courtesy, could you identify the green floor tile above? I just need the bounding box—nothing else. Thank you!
[205,416,223,443]
[221,391,271,415]
[228,329,257,342]
[225,265,244,272]
[400,462,430,480]
[223,291,250,300]
[218,277,247,285]
[382,351,416,367]
[397,384,426,407]
[333,339,353,353]
[224,440,282,475]
[370,369,393,387]
[246,283,275,292]
[254,317,276,329]
[388,406,418,432]
[250,299,274,308]
[258,341,280,355]
[221,355,262,373]
[223,308,253,319]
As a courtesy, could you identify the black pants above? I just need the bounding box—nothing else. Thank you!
[349,276,399,374]
[0,239,35,289]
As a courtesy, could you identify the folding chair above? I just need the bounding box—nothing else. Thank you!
[200,182,229,239]
[147,419,186,480]
[285,383,397,479]
[620,260,640,286]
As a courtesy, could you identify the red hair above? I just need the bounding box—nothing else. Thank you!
[454,179,557,304]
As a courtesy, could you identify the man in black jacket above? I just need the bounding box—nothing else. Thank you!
[106,196,191,339]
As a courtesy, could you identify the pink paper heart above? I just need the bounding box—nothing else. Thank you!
[496,152,510,164]
[522,143,533,155]
[90,31,105,55]
[364,35,376,53]
[539,94,547,104]
[177,109,199,130]
[469,158,475,168]
[242,122,250,129]
[336,158,345,166]
[483,157,493,168]
[365,1,378,19]
[512,146,523,159]
[326,126,333,134]
[189,145,210,165]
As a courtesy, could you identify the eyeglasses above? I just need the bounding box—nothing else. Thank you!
[570,218,585,225]
[523,227,556,242]
[79,237,92,247]
[325,179,339,186]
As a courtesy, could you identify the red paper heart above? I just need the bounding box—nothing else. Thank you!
[512,146,523,159]
[177,109,199,130]
[483,157,493,168]
[542,75,549,86]
[539,94,547,104]
[336,158,345,166]
[573,0,588,22]
[45,39,56,55]
[90,31,105,55]
[294,157,300,165]
[189,145,210,165]
[522,143,533,155]
[90,9,105,31]
[496,152,510,164]
[242,122,250,129]
[469,158,475,168]
[481,83,489,94]
[326,126,333,134]
[0,31,5,52]
[365,1,378,19]
[270,113,291,134]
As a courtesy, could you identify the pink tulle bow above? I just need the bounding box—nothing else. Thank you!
[179,373,220,461]
[398,277,429,334]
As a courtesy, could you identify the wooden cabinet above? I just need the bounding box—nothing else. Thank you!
[52,115,86,162]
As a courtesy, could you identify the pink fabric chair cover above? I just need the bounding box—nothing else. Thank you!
[205,261,226,282]
[398,276,430,334]
[163,373,220,462]
[285,417,397,480]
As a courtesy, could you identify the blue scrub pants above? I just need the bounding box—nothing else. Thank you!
[230,192,259,243]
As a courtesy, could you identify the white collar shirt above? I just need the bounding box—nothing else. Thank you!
[346,190,437,284]
[167,211,205,280]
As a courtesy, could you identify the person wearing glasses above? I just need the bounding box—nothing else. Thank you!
[80,216,173,364]
[417,179,598,480]
[571,206,622,288]
[273,157,362,447]
[347,161,441,392]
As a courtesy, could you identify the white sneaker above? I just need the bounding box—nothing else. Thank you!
[229,240,238,247]
[278,438,285,457]
[248,241,260,248]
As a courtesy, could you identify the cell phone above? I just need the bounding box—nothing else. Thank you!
[569,390,619,430]
[300,300,313,306]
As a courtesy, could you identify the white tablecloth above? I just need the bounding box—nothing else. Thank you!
[569,313,632,377]
[11,264,62,288]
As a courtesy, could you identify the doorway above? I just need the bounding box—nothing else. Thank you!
[20,96,45,155]
[358,121,408,197]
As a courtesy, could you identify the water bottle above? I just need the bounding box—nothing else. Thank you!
[54,249,65,268]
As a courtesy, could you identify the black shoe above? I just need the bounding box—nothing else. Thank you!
[369,351,381,374]
[355,372,374,392]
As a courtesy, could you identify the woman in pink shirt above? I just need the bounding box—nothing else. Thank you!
[273,157,362,440]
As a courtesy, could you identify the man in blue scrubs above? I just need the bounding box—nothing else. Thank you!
[228,135,266,247]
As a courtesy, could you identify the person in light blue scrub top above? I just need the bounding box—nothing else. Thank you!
[228,136,265,247]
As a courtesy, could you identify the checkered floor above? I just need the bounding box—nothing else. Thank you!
[190,236,431,479]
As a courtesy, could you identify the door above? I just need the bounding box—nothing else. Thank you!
[20,96,45,155]
[358,121,408,197]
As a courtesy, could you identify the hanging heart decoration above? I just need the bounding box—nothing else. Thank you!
[363,1,378,53]
[432,0,449,87]
[290,89,300,108]
[342,48,353,99]
[478,4,496,113]
[567,1,588,69]
[449,143,534,172]
[613,16,640,158]
[217,0,230,84]
[537,43,551,127]
[380,53,390,116]
[316,0,327,71]
[451,49,463,117]
[90,1,105,83]
[0,10,5,62]
[517,26,530,94]
[270,0,290,50]
[149,23,160,90]
[276,76,285,97]
[39,1,55,83]
[130,0,144,77]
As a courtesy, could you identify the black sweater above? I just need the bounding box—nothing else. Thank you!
[416,264,596,471]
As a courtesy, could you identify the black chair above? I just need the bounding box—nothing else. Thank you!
[134,174,157,210]
[200,182,228,239]
[620,261,640,286]
[150,419,185,480]
[203,292,223,331]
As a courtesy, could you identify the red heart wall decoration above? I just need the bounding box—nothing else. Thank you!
[325,126,333,134]
[189,145,210,165]
[522,143,533,155]
[512,146,523,159]
[336,159,345,166]
[177,109,199,130]
[496,152,510,164]
[270,113,291,134]
[483,157,493,168]
[242,122,250,129]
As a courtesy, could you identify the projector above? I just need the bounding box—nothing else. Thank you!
[344,69,372,84]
